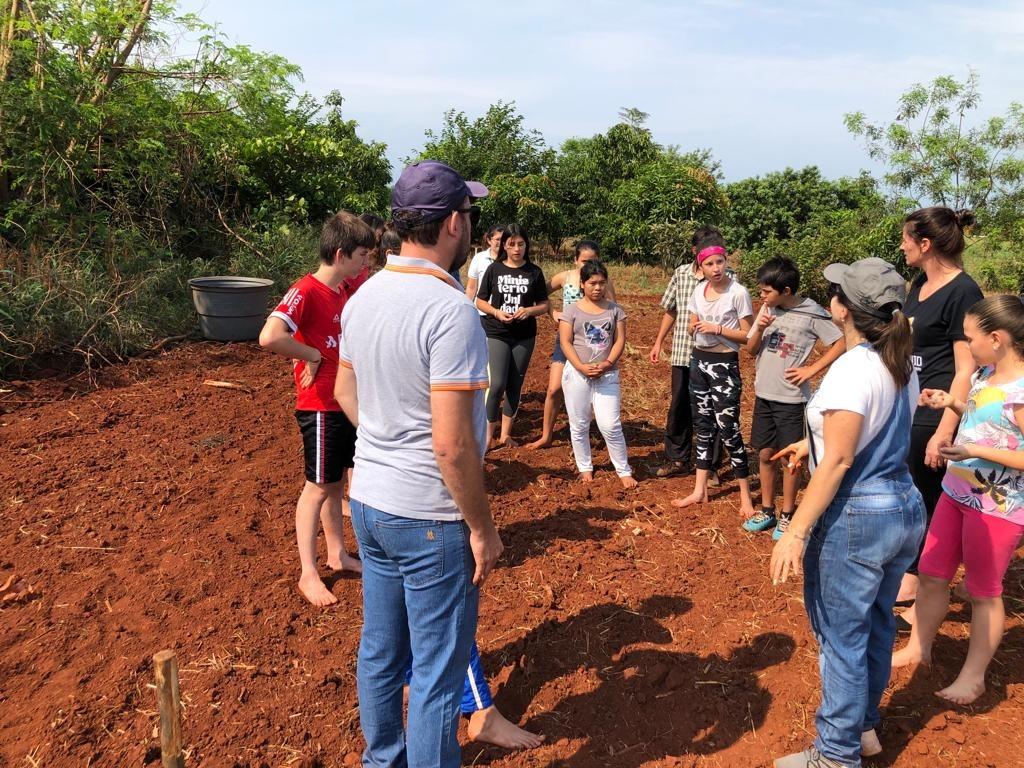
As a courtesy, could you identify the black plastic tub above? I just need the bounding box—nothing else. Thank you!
[188,276,274,342]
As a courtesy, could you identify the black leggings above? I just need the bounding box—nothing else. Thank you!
[485,336,536,422]
[690,349,749,479]
[907,421,946,574]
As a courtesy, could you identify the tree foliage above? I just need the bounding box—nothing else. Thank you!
[0,0,389,369]
[723,167,885,251]
[844,72,1024,216]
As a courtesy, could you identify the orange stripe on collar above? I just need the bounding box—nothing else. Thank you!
[384,264,460,290]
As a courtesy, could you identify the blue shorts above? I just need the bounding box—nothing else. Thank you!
[550,331,567,364]
[405,641,493,714]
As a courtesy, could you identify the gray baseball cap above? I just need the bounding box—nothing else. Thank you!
[823,258,906,320]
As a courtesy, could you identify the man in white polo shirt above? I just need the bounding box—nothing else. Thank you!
[334,160,502,768]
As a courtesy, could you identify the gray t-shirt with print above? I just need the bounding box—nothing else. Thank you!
[748,297,843,403]
[560,301,627,365]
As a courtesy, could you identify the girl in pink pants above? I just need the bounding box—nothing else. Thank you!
[892,295,1024,705]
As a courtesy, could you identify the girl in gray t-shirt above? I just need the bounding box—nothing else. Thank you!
[558,260,636,488]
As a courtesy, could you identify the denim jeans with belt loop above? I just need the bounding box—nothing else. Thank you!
[351,499,479,768]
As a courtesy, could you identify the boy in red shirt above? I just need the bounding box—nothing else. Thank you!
[259,211,375,606]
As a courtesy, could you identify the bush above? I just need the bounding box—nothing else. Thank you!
[736,210,905,304]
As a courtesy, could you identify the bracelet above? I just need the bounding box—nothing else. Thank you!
[718,324,723,335]
[791,531,808,541]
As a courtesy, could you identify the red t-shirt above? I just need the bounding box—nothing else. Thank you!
[270,274,354,412]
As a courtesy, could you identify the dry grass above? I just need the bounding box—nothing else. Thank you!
[534,259,672,297]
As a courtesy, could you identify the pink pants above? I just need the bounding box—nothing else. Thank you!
[919,492,1024,598]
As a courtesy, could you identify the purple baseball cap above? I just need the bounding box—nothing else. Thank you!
[391,161,488,225]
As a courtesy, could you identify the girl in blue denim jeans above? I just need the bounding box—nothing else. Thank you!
[769,258,927,768]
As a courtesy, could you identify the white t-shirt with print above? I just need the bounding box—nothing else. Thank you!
[806,344,919,470]
[686,278,754,352]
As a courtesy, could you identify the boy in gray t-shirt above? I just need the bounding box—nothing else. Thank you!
[743,257,846,539]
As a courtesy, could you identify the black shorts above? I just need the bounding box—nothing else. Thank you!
[295,410,357,484]
[749,397,805,451]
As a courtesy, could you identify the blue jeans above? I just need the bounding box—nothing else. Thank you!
[351,500,479,768]
[803,479,925,767]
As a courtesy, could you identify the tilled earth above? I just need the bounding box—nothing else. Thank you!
[2,295,1022,767]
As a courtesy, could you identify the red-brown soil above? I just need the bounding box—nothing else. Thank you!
[2,295,1022,768]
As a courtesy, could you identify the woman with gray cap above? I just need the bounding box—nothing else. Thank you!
[768,258,927,768]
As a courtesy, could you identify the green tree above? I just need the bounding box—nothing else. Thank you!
[844,72,1024,214]
[723,167,884,251]
[0,0,390,369]
[413,101,558,241]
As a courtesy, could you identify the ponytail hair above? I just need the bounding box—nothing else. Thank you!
[967,294,1024,359]
[903,206,975,268]
[834,286,914,388]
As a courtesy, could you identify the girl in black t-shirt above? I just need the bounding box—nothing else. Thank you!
[898,206,984,623]
[476,224,549,449]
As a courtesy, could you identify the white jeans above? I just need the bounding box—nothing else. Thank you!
[561,365,632,477]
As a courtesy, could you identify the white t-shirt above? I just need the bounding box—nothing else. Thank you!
[686,278,754,352]
[466,249,496,315]
[340,255,489,520]
[806,344,919,470]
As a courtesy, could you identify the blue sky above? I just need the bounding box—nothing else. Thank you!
[176,0,1023,182]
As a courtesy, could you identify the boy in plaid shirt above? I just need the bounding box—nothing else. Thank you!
[649,226,724,478]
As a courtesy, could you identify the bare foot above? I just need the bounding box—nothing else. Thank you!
[298,573,338,607]
[937,674,985,705]
[619,475,638,489]
[737,503,756,519]
[671,489,707,508]
[488,436,518,451]
[891,644,927,669]
[580,471,594,483]
[468,706,545,750]
[327,552,363,575]
[526,436,553,450]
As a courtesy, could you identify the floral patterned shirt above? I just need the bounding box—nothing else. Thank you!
[942,366,1024,524]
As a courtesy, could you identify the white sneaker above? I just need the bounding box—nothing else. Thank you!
[774,747,851,768]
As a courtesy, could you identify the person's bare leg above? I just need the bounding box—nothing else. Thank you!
[938,594,1003,705]
[527,364,564,449]
[780,456,799,517]
[736,477,756,519]
[497,413,517,447]
[322,473,362,574]
[468,705,545,749]
[759,447,776,510]
[486,421,500,451]
[296,481,338,606]
[892,574,950,668]
[897,572,919,604]
[672,468,709,507]
[341,467,353,518]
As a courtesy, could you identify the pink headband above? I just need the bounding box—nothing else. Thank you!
[696,245,726,265]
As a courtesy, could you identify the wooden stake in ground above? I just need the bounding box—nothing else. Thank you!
[153,650,185,768]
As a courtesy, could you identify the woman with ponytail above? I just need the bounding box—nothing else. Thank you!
[897,207,985,626]
[769,258,926,768]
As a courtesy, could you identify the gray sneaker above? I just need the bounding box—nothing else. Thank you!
[774,747,851,768]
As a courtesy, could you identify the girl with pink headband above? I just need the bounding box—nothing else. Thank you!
[671,234,757,518]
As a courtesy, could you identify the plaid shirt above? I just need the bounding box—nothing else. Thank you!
[660,264,702,367]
